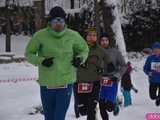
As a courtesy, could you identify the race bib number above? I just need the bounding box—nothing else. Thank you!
[151,62,160,73]
[101,77,113,87]
[78,83,93,93]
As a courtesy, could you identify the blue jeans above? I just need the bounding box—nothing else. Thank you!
[122,90,132,107]
[40,84,72,120]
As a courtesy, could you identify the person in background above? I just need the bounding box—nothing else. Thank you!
[144,42,160,107]
[25,6,89,120]
[142,48,152,55]
[121,61,138,107]
[99,33,126,120]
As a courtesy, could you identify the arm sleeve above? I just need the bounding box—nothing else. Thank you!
[25,33,45,66]
[103,49,116,75]
[103,49,112,64]
[143,56,151,75]
[73,32,89,63]
[116,50,127,78]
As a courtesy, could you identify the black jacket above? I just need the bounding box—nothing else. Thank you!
[121,71,133,91]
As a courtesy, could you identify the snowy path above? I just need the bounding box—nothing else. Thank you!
[0,59,159,120]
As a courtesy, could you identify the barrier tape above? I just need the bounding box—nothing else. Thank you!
[0,77,37,83]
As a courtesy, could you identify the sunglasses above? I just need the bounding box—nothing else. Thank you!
[51,18,65,24]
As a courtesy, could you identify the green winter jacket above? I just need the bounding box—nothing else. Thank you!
[25,26,89,87]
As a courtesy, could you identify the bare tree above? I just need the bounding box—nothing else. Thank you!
[33,0,45,31]
[122,0,128,14]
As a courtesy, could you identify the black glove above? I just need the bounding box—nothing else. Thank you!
[72,57,82,68]
[96,67,104,75]
[132,87,138,93]
[42,57,54,67]
[80,62,87,68]
[134,89,138,93]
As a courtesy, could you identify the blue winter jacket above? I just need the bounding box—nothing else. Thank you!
[143,55,160,84]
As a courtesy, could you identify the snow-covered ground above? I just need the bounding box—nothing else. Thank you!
[0,59,159,120]
[0,35,159,120]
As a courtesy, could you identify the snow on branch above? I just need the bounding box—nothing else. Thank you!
[65,3,88,15]
[104,0,117,6]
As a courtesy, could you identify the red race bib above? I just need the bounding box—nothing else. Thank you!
[101,77,113,87]
[78,83,93,93]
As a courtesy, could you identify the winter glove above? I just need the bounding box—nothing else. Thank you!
[80,62,87,68]
[134,89,138,93]
[42,57,54,67]
[96,67,104,75]
[72,57,82,68]
[132,86,138,93]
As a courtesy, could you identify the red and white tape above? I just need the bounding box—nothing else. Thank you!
[0,77,37,83]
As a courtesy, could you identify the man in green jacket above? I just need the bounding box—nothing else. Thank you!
[25,6,89,120]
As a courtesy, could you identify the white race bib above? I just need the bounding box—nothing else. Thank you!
[78,83,93,93]
[101,77,113,87]
[151,62,160,72]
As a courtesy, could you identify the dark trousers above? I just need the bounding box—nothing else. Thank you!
[73,83,80,117]
[74,81,100,120]
[40,85,72,120]
[149,83,160,100]
[99,100,115,120]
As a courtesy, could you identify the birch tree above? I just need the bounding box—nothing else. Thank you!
[101,0,127,60]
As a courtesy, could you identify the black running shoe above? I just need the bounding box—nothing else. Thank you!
[155,98,160,106]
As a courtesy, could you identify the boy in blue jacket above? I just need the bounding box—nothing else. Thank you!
[143,42,160,106]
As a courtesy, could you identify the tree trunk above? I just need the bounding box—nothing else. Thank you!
[33,0,45,31]
[101,0,116,47]
[6,17,11,52]
[123,0,127,14]
[94,0,101,40]
[71,0,74,9]
[101,0,127,60]
[5,0,11,52]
